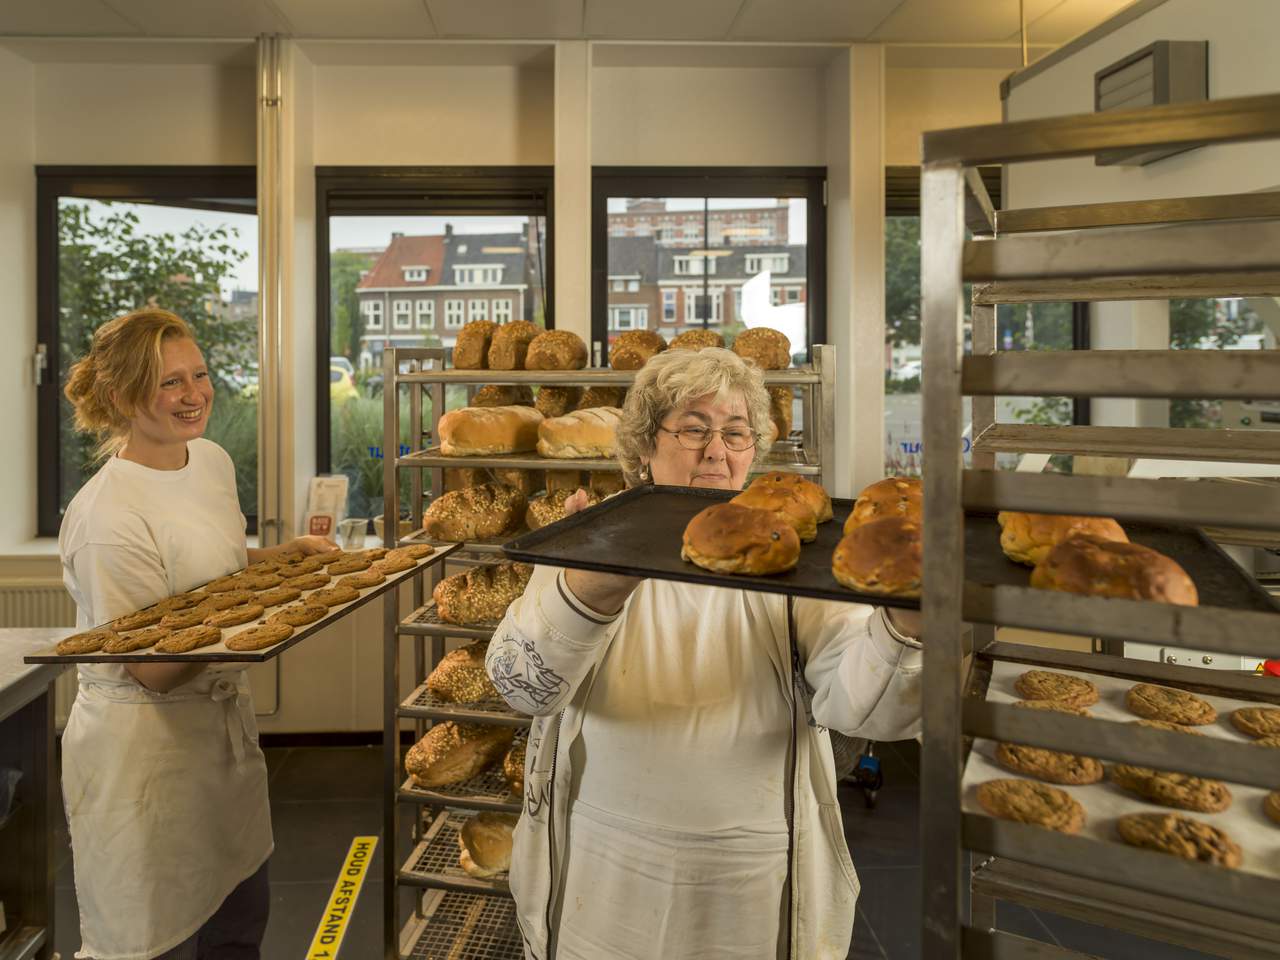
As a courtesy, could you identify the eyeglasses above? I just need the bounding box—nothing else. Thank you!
[658,426,757,452]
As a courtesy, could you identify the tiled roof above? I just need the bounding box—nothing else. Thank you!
[655,243,808,282]
[441,231,530,287]
[357,235,446,290]
[606,235,660,283]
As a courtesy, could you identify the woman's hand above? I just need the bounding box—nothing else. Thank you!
[286,535,340,556]
[562,488,642,616]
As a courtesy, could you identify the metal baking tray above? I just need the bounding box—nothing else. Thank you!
[502,485,1279,612]
[23,544,461,664]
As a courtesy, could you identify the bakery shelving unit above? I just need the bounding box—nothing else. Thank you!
[382,342,836,959]
[920,93,1280,958]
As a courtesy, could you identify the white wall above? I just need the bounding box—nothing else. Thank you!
[0,47,35,546]
[313,65,554,166]
[591,66,826,166]
[1004,0,1280,207]
[885,67,1006,166]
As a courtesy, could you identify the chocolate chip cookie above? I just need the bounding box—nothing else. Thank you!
[1116,813,1241,867]
[327,556,372,575]
[225,622,293,651]
[102,626,170,654]
[268,602,327,627]
[1109,767,1232,813]
[200,589,257,611]
[113,608,164,632]
[360,547,389,561]
[160,607,208,629]
[1013,699,1092,717]
[1014,670,1099,708]
[155,625,222,654]
[975,778,1085,834]
[256,586,302,608]
[1230,707,1280,740]
[338,570,385,590]
[203,574,246,594]
[56,629,117,656]
[995,743,1104,785]
[372,555,416,575]
[205,603,265,627]
[389,544,434,561]
[283,572,331,591]
[1253,736,1280,749]
[1125,683,1217,725]
[277,558,324,578]
[234,572,285,590]
[309,585,361,607]
[156,593,205,613]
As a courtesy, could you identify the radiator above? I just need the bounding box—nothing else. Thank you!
[0,581,78,728]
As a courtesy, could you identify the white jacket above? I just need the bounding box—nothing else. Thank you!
[486,566,922,960]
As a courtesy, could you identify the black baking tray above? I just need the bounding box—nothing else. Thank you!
[503,485,1280,612]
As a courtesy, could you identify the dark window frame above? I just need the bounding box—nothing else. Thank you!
[36,165,258,537]
[315,166,555,475]
[591,167,827,364]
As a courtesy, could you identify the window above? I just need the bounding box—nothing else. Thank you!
[609,306,649,331]
[468,299,488,322]
[317,167,553,519]
[786,287,801,303]
[36,167,259,536]
[594,169,824,360]
[493,298,513,323]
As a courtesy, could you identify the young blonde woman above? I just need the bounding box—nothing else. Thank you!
[59,308,333,960]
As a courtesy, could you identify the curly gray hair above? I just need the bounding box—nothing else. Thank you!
[615,347,773,486]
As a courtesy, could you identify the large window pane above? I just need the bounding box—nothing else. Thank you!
[327,214,548,522]
[56,197,258,519]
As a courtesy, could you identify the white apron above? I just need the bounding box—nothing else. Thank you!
[62,667,273,960]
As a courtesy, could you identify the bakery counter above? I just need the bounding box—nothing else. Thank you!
[0,628,71,960]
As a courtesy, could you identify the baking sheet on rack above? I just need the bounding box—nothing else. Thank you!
[962,659,1280,880]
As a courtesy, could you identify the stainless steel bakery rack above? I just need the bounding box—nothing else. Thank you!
[920,92,1280,959]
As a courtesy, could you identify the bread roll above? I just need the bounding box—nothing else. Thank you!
[577,386,627,410]
[681,503,800,575]
[998,511,1128,567]
[454,320,497,369]
[610,329,667,370]
[846,477,922,534]
[731,484,818,542]
[488,320,540,370]
[669,329,724,351]
[458,812,518,878]
[769,386,794,440]
[470,384,533,408]
[444,467,492,492]
[748,472,832,523]
[427,643,498,703]
[527,488,601,531]
[545,469,583,492]
[503,740,525,796]
[832,517,922,597]
[438,405,543,456]
[433,562,533,625]
[1031,535,1198,605]
[492,468,543,497]
[732,327,791,369]
[405,722,514,788]
[526,330,587,370]
[423,483,527,541]
[537,407,623,459]
[590,471,626,497]
[535,385,582,419]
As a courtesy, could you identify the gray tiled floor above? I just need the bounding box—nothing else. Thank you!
[52,741,1220,960]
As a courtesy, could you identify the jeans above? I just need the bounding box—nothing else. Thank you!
[151,860,271,960]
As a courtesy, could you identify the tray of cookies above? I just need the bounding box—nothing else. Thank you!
[24,543,460,664]
[500,483,1280,613]
[962,660,1280,885]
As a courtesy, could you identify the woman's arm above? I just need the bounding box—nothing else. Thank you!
[792,598,923,741]
[247,534,337,565]
[485,564,621,716]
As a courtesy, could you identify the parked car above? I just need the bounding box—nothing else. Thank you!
[330,355,355,378]
[330,365,358,405]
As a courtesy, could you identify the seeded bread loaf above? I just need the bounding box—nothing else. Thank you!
[525,330,588,370]
[405,722,514,788]
[453,320,497,369]
[534,385,582,419]
[433,562,533,625]
[423,483,527,541]
[427,643,499,702]
[609,329,667,370]
[488,320,540,370]
[470,384,533,408]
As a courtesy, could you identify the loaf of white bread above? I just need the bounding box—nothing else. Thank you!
[537,407,623,459]
[404,722,514,787]
[438,405,543,456]
[458,812,518,878]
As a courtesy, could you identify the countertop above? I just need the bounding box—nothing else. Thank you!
[1,629,71,722]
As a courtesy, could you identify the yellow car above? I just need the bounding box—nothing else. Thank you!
[330,365,358,405]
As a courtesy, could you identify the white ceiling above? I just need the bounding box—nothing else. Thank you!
[0,0,1140,46]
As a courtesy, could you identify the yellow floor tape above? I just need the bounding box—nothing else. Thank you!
[306,835,378,960]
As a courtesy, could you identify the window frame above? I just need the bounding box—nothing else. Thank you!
[444,299,465,329]
[314,166,554,475]
[592,167,826,365]
[492,298,513,324]
[415,298,434,329]
[392,298,412,329]
[35,165,258,537]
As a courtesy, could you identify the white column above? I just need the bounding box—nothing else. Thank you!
[825,45,885,499]
[1089,300,1170,428]
[554,41,592,347]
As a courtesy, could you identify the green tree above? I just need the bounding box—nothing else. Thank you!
[885,217,921,348]
[58,200,256,512]
[1169,298,1261,427]
[330,250,372,361]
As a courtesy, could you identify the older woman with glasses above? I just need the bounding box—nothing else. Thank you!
[487,346,922,960]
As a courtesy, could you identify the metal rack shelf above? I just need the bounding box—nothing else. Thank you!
[399,680,531,728]
[971,422,1280,465]
[398,808,512,896]
[0,926,46,960]
[400,444,822,476]
[399,890,524,960]
[400,601,499,640]
[400,771,522,815]
[394,366,823,386]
